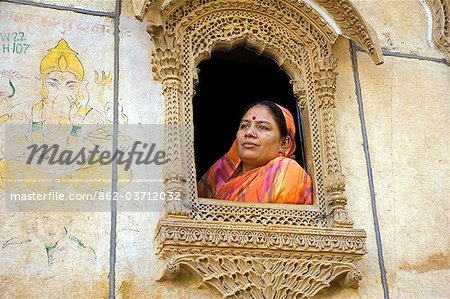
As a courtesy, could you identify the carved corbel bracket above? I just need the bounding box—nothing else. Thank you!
[155,217,367,298]
[132,0,161,21]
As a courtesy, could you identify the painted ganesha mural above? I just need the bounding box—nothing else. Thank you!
[0,39,129,267]
[1,38,131,194]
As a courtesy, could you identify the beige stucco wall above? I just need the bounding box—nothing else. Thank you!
[0,0,448,298]
[351,1,450,297]
[357,53,450,298]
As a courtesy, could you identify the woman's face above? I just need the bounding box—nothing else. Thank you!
[236,105,285,171]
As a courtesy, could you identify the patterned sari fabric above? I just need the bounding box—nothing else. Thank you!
[198,104,312,204]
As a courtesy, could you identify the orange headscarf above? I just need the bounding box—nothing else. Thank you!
[198,103,312,204]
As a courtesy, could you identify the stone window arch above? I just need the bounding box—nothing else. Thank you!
[135,0,383,297]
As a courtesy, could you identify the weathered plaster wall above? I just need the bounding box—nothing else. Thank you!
[349,1,450,298]
[1,0,449,298]
[357,53,450,298]
[0,1,115,298]
[28,0,116,12]
[351,0,445,59]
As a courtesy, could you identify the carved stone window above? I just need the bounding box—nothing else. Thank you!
[134,0,383,297]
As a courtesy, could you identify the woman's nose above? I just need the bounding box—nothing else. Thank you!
[244,126,257,137]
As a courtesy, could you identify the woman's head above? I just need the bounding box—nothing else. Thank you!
[236,101,296,172]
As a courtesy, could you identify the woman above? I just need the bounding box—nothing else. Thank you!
[198,101,312,204]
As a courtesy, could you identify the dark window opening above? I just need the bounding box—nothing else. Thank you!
[193,46,307,181]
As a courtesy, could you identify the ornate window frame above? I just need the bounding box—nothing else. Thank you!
[134,0,383,297]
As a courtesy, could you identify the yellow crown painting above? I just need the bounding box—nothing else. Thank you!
[40,39,84,81]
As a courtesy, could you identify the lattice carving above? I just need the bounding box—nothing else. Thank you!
[426,0,450,62]
[178,5,332,225]
[192,198,321,227]
[137,0,383,297]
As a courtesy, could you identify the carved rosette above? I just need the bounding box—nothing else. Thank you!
[156,218,367,298]
[148,24,189,215]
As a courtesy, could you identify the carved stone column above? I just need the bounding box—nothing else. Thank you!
[148,24,189,217]
[314,57,353,228]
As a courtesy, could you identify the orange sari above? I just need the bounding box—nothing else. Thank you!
[198,104,312,204]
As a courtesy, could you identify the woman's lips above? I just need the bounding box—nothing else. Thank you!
[242,142,258,149]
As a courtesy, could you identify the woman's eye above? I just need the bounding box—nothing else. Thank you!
[240,123,249,129]
[258,125,268,130]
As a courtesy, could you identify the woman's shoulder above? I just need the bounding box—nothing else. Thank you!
[271,156,306,172]
[270,157,310,185]
[269,157,312,204]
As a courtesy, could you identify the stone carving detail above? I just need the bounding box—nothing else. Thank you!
[325,173,354,227]
[426,0,450,62]
[156,220,366,253]
[313,57,353,227]
[291,79,307,110]
[132,0,153,21]
[156,219,367,298]
[162,256,359,298]
[315,0,383,64]
[192,198,321,227]
[138,0,383,297]
[148,24,189,215]
[314,57,338,109]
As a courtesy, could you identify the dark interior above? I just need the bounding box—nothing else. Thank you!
[193,46,306,181]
